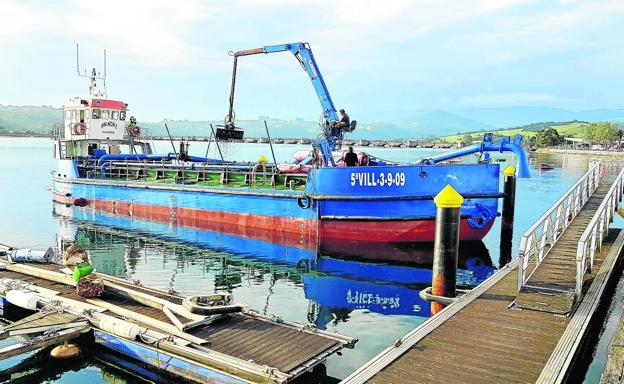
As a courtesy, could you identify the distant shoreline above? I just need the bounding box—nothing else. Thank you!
[0,132,51,138]
[538,147,624,157]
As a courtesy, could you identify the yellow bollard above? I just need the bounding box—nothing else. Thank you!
[431,185,463,315]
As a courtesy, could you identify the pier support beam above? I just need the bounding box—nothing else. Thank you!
[499,165,517,267]
[431,185,463,315]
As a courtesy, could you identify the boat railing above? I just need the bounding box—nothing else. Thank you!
[575,166,624,297]
[517,161,601,291]
[83,158,301,188]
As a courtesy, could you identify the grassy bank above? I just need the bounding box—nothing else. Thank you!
[439,122,588,143]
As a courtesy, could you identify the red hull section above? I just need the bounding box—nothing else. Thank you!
[54,193,317,250]
[320,219,493,247]
[55,193,493,251]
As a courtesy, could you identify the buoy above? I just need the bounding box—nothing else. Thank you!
[50,342,81,359]
[258,155,268,163]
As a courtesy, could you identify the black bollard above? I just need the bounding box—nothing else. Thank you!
[431,185,463,315]
[499,165,516,267]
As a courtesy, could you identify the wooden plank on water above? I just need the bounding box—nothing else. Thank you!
[85,298,208,345]
[0,311,86,338]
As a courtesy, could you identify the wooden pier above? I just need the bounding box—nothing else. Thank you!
[342,162,624,384]
[0,248,356,383]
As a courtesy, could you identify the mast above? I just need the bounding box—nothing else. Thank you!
[76,43,107,98]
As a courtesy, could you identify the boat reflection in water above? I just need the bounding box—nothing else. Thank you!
[307,242,493,327]
[53,202,495,330]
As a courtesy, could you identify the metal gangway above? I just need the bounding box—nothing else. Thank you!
[518,160,624,310]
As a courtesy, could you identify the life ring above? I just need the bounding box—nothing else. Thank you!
[127,125,141,138]
[297,196,312,209]
[72,122,87,135]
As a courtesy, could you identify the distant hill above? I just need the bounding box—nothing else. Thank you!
[440,121,590,143]
[357,110,494,138]
[2,105,623,140]
[0,105,61,134]
[452,107,624,128]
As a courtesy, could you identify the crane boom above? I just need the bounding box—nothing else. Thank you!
[223,42,346,154]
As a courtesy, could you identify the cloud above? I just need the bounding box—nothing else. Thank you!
[0,0,217,68]
[1,0,623,115]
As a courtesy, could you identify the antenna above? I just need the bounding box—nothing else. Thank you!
[75,43,108,97]
[103,49,107,89]
[76,43,82,77]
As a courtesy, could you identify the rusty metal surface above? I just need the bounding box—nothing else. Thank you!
[190,314,339,373]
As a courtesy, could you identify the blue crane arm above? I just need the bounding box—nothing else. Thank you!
[234,43,339,124]
[229,42,342,158]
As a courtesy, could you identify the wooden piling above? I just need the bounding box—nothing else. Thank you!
[431,185,463,315]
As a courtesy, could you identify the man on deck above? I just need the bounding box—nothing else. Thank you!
[344,146,358,167]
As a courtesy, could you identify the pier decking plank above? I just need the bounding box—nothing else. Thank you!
[366,268,568,384]
[189,314,339,372]
[360,229,622,384]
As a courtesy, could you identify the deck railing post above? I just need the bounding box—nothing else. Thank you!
[518,252,525,292]
[575,255,584,299]
[431,185,463,315]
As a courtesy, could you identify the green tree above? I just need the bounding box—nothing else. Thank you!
[461,134,473,145]
[586,122,618,147]
[532,128,563,147]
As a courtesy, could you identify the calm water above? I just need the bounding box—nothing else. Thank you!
[0,137,597,382]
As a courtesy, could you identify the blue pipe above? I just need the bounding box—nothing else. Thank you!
[97,154,162,166]
[421,135,531,178]
[96,154,228,167]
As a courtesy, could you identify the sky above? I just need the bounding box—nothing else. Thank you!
[1,0,623,121]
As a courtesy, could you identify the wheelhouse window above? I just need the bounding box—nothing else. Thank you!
[102,110,110,119]
[65,110,71,119]
[79,110,85,123]
[111,110,119,120]
[70,110,76,120]
[92,109,101,119]
[119,111,126,121]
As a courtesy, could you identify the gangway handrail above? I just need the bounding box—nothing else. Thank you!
[518,161,601,291]
[575,166,624,297]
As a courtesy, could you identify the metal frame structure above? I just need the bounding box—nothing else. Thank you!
[575,166,624,297]
[518,161,601,291]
